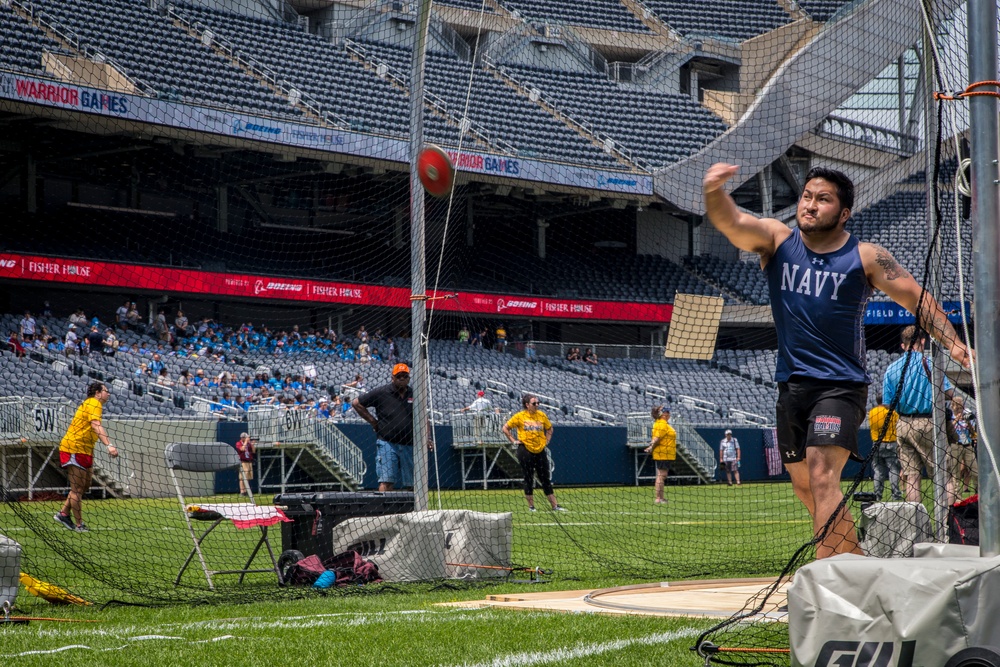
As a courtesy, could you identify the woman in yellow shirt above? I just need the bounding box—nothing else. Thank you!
[645,405,676,505]
[54,382,118,532]
[502,394,566,512]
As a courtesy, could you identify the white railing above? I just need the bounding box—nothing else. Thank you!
[167,5,352,130]
[484,379,510,396]
[573,405,617,425]
[815,115,918,155]
[645,384,668,399]
[248,405,365,485]
[13,0,159,97]
[451,412,507,447]
[728,408,772,426]
[189,396,244,420]
[526,340,664,360]
[344,39,517,155]
[519,390,560,411]
[671,415,718,475]
[678,394,717,414]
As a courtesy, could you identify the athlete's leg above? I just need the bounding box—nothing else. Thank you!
[806,445,860,558]
[785,460,814,517]
[64,466,92,525]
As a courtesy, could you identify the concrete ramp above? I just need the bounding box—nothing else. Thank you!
[653,0,952,214]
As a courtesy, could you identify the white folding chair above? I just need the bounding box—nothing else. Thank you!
[165,441,287,590]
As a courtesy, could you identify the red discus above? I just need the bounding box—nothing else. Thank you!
[416,144,456,198]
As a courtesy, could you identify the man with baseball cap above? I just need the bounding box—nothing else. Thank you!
[352,363,429,491]
[461,389,493,414]
[719,429,741,486]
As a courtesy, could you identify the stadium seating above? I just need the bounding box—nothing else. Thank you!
[0,6,69,75]
[685,256,769,305]
[641,0,793,41]
[497,63,728,168]
[795,0,854,23]
[496,0,653,33]
[21,0,300,119]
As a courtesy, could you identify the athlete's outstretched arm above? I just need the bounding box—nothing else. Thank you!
[703,163,786,256]
[862,243,972,367]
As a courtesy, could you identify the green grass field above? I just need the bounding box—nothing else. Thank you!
[0,481,822,666]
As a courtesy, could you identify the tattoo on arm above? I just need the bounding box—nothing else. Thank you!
[875,246,910,281]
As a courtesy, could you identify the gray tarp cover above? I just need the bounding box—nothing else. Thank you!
[789,546,1000,667]
[0,534,20,609]
[330,510,513,582]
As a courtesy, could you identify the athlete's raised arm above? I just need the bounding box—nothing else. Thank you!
[703,163,789,258]
[861,242,972,367]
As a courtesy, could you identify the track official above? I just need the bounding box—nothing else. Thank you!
[352,363,431,491]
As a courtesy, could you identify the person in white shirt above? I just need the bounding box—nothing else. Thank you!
[64,324,79,356]
[719,429,741,486]
[462,390,493,413]
[20,311,36,341]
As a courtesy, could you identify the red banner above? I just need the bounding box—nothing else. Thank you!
[0,253,672,323]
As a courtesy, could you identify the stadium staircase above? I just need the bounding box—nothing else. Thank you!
[653,0,944,213]
[248,407,365,492]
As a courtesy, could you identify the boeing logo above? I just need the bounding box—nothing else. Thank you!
[232,119,282,136]
[497,299,537,312]
[0,260,14,268]
[597,175,639,188]
[254,280,303,295]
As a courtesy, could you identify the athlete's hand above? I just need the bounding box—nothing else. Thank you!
[107,444,119,458]
[703,163,739,193]
[951,342,975,369]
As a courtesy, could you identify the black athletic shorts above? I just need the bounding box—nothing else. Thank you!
[775,378,868,464]
[654,460,672,472]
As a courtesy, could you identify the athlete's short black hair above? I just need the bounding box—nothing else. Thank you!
[805,166,854,212]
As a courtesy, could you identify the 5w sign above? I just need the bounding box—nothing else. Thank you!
[815,640,916,667]
[33,406,59,433]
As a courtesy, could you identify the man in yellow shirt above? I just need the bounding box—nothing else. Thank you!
[868,394,902,501]
[54,382,118,532]
[502,394,566,512]
[645,406,676,504]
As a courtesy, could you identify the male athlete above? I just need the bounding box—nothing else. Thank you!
[704,163,971,558]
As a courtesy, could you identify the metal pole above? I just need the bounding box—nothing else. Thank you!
[409,0,433,512]
[922,26,949,540]
[968,0,1000,556]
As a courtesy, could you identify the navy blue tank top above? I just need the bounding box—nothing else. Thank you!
[765,231,871,384]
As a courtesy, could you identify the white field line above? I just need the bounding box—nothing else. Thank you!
[444,626,704,667]
[0,635,238,658]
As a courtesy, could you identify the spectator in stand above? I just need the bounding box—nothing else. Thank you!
[566,347,581,362]
[331,395,345,419]
[85,326,103,357]
[583,348,599,365]
[356,324,368,340]
[458,326,470,344]
[387,337,396,361]
[495,324,507,352]
[358,339,371,365]
[64,324,79,356]
[503,393,566,512]
[126,302,141,329]
[7,331,25,358]
[19,310,36,342]
[719,430,741,486]
[192,369,207,386]
[41,301,52,317]
[345,374,365,391]
[156,368,174,387]
[644,406,676,505]
[134,362,150,378]
[461,390,495,414]
[154,309,169,343]
[102,328,118,357]
[148,353,165,376]
[234,432,255,496]
[316,397,332,419]
[116,300,130,330]
[525,341,537,360]
[69,308,88,327]
[177,370,191,387]
[175,310,189,336]
[469,329,481,346]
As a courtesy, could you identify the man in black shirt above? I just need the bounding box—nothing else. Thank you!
[85,326,104,357]
[352,363,426,491]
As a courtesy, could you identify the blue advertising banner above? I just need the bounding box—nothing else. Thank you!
[864,301,971,324]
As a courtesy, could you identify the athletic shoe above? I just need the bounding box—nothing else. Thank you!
[75,523,90,533]
[553,505,568,512]
[53,512,75,531]
[528,507,536,512]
